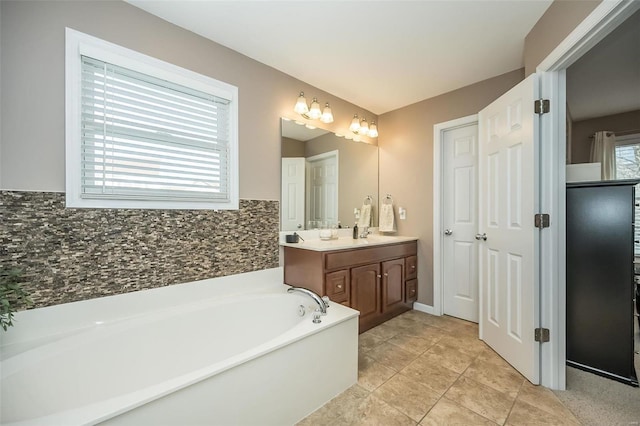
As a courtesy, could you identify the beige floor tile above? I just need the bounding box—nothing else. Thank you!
[438,334,486,357]
[372,373,440,422]
[463,358,525,398]
[420,397,498,426]
[359,332,385,353]
[506,398,581,426]
[476,347,515,370]
[385,314,423,331]
[400,356,460,395]
[366,341,418,372]
[343,394,417,426]
[358,354,397,391]
[387,333,434,355]
[365,322,403,341]
[398,323,447,344]
[516,381,579,422]
[421,342,477,374]
[445,376,516,424]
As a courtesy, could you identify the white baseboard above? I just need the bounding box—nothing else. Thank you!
[412,302,439,316]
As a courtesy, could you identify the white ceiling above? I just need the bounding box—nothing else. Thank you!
[126,0,552,115]
[567,8,640,121]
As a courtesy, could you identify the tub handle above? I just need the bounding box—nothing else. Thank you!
[322,296,330,308]
[312,309,322,324]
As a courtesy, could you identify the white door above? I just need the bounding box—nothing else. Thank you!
[281,158,305,232]
[306,151,338,227]
[478,74,540,384]
[443,124,479,323]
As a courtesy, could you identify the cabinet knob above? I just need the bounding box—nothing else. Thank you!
[411,265,416,269]
[336,284,343,290]
[384,273,388,277]
[377,274,382,279]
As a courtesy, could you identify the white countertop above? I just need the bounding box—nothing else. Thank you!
[280,235,418,252]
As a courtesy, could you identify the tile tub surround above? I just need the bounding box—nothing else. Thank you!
[0,191,279,308]
[299,311,581,426]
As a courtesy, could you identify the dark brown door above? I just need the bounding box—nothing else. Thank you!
[382,259,404,313]
[351,263,381,327]
[325,269,350,304]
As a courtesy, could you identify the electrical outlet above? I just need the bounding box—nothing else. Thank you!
[399,207,407,220]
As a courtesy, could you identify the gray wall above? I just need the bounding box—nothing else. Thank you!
[523,0,602,76]
[378,68,525,305]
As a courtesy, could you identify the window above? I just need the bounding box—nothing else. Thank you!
[65,29,238,209]
[614,133,640,255]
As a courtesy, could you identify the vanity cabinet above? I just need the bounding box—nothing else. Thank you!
[283,241,417,332]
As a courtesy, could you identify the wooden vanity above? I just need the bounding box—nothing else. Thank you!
[282,237,418,332]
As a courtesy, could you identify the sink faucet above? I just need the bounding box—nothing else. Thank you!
[287,287,328,316]
[359,226,371,238]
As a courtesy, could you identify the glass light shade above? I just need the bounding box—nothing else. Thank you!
[368,122,378,138]
[294,92,309,115]
[359,118,369,135]
[349,114,360,132]
[305,124,316,129]
[320,103,334,123]
[344,133,353,140]
[308,97,322,119]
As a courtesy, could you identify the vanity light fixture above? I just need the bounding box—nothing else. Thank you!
[293,91,334,124]
[350,114,379,138]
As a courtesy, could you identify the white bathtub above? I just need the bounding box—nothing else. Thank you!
[0,268,359,425]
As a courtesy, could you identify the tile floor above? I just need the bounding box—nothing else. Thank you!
[299,310,581,425]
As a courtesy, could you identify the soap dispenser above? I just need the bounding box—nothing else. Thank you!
[353,223,358,239]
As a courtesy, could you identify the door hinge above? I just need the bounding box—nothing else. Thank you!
[534,99,550,115]
[535,328,550,343]
[534,213,550,229]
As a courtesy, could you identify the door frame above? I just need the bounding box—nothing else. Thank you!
[431,114,478,317]
[536,0,640,390]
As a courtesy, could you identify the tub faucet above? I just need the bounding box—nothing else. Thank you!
[287,287,328,317]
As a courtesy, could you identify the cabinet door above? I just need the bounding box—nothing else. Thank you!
[325,270,349,304]
[382,259,405,313]
[351,263,381,325]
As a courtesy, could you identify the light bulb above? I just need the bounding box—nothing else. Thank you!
[368,122,378,138]
[349,114,360,133]
[294,92,309,115]
[308,97,322,119]
[320,103,334,123]
[359,117,369,135]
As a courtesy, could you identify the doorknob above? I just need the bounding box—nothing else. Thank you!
[444,229,453,236]
[475,233,487,241]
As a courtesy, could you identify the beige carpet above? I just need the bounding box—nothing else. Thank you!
[553,321,640,425]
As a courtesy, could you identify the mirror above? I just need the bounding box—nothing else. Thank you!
[281,118,378,231]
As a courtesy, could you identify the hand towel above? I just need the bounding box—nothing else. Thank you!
[358,204,372,228]
[379,203,396,233]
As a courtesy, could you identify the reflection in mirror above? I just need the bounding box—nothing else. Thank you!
[281,118,379,231]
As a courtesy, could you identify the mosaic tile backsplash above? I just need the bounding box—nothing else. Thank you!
[0,191,279,309]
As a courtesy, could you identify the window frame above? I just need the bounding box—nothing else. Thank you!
[65,28,239,210]
[614,132,640,256]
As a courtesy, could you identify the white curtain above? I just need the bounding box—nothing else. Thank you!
[590,131,617,180]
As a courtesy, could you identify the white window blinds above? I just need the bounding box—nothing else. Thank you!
[80,55,231,203]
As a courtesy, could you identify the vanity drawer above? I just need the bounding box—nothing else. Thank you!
[405,255,418,280]
[405,279,417,303]
[325,270,350,304]
[325,242,417,270]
